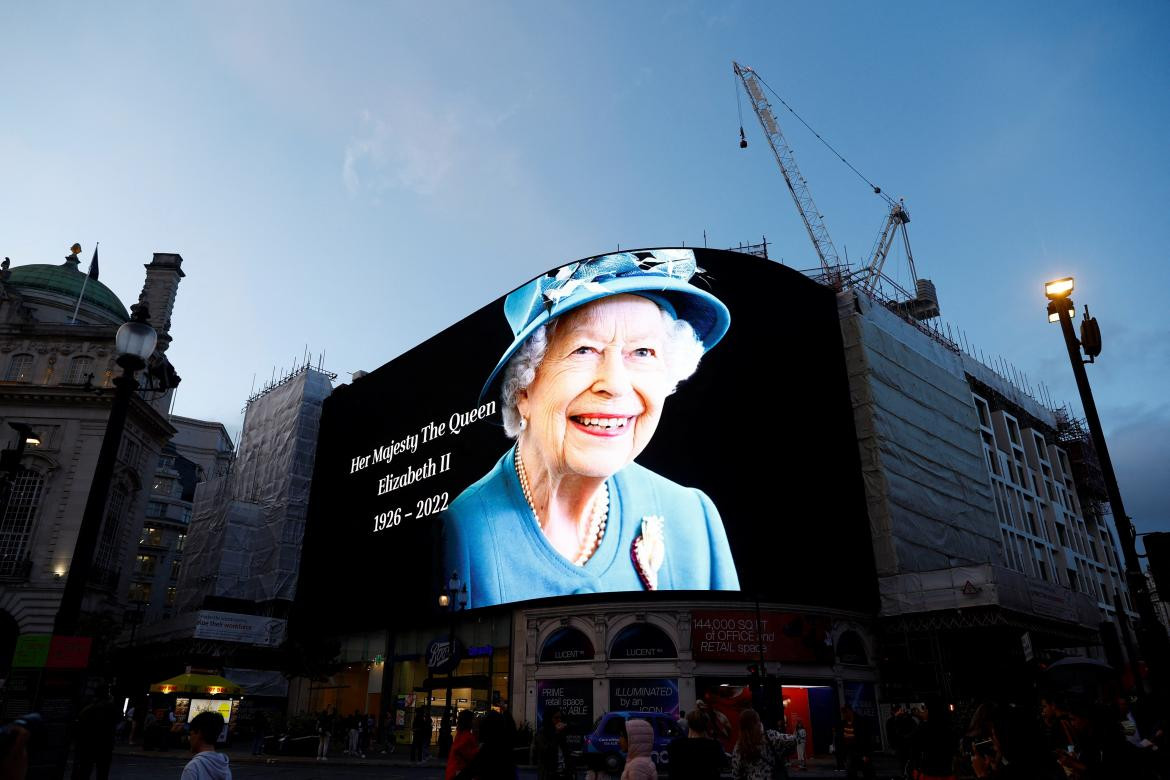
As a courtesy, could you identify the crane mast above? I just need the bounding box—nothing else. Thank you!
[732,61,844,284]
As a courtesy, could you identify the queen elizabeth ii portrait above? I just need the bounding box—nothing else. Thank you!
[442,249,740,608]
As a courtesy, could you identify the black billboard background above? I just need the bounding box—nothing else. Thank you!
[296,248,876,635]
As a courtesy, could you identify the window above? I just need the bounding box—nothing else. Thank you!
[146,501,166,518]
[121,439,140,469]
[175,532,186,552]
[128,582,151,604]
[4,354,34,383]
[165,586,177,607]
[170,559,181,580]
[136,554,157,576]
[64,356,94,385]
[180,508,192,524]
[152,477,174,496]
[94,487,128,571]
[159,455,176,470]
[140,525,163,546]
[0,470,44,574]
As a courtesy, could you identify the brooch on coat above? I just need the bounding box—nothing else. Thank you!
[631,516,665,590]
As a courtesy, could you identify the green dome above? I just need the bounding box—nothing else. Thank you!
[6,261,130,321]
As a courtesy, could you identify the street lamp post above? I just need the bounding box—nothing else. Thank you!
[53,303,157,637]
[438,571,467,758]
[1045,278,1169,702]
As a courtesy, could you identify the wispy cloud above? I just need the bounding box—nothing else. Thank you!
[343,107,457,198]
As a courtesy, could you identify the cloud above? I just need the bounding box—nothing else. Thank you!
[343,107,458,198]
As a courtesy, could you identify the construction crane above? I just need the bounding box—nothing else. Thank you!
[732,61,844,285]
[732,61,939,319]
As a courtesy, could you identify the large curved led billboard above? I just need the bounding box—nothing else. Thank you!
[299,248,874,632]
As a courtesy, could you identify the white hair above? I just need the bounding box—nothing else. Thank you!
[500,307,705,438]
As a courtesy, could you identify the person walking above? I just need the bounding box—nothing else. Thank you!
[906,699,956,780]
[72,687,120,780]
[458,710,516,780]
[792,718,807,771]
[412,706,432,763]
[181,711,231,780]
[621,719,657,780]
[446,710,479,780]
[667,709,726,780]
[536,708,568,780]
[731,709,789,780]
[315,709,333,761]
[249,710,267,756]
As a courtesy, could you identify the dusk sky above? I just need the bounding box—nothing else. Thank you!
[2,2,1167,533]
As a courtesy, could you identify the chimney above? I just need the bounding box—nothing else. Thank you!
[138,253,185,353]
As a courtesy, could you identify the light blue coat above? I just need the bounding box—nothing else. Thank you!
[442,447,740,609]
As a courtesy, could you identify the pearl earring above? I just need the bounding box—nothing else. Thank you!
[520,417,527,432]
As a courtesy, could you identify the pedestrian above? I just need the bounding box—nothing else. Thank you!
[315,708,332,761]
[536,708,567,780]
[621,719,657,780]
[459,710,516,780]
[840,706,873,780]
[666,709,726,780]
[181,711,231,780]
[412,706,432,763]
[906,699,956,780]
[447,710,479,780]
[792,718,807,771]
[249,710,267,756]
[348,709,363,756]
[731,709,788,780]
[72,686,120,780]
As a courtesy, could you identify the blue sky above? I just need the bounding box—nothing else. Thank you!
[1,1,1167,533]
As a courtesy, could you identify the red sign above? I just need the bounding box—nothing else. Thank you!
[46,636,92,669]
[690,610,832,663]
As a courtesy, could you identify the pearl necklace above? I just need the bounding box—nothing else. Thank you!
[515,447,608,566]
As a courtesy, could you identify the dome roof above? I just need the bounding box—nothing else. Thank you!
[6,260,130,321]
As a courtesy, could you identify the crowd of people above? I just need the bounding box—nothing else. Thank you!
[882,693,1170,780]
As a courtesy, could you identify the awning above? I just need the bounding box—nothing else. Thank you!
[150,672,243,695]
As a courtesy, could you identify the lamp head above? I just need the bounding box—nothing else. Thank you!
[1047,300,1077,323]
[438,593,450,608]
[1044,277,1075,300]
[115,303,157,362]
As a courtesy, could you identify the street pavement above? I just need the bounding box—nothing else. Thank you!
[96,746,904,779]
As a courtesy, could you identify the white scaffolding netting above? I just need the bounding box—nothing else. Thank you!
[177,367,333,612]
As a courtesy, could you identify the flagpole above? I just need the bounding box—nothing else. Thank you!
[70,242,97,324]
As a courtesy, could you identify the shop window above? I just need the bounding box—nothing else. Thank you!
[540,627,595,663]
[609,623,676,660]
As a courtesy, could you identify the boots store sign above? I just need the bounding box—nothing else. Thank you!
[426,637,465,674]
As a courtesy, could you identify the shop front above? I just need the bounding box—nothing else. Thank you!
[518,601,881,758]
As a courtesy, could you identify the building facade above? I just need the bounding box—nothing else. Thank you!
[0,247,184,672]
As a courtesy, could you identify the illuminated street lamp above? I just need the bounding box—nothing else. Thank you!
[1043,277,1168,701]
[54,303,157,637]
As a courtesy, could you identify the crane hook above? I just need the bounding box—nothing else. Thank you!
[739,127,748,149]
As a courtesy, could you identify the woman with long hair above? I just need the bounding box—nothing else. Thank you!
[732,709,789,780]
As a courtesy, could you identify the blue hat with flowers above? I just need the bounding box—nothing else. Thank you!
[480,248,731,402]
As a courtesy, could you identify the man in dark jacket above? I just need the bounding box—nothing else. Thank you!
[667,709,727,780]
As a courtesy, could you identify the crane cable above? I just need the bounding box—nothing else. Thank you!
[734,71,747,147]
[751,71,895,207]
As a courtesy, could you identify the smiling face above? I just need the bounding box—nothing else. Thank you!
[517,295,671,480]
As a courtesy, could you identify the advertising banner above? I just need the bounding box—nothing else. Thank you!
[536,678,593,734]
[690,610,833,663]
[609,678,679,718]
[301,248,874,631]
[192,611,287,646]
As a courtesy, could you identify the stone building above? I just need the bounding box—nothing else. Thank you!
[0,246,184,671]
[129,416,234,628]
